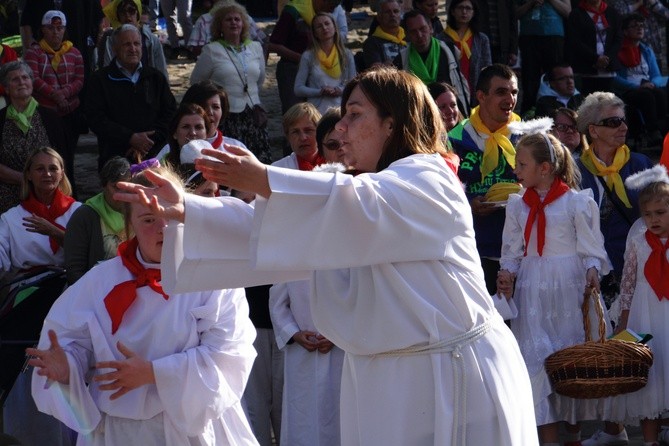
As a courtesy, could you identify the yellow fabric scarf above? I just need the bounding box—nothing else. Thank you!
[316,46,341,78]
[580,145,632,208]
[289,0,315,25]
[444,26,472,58]
[469,106,520,181]
[39,39,73,71]
[371,26,406,45]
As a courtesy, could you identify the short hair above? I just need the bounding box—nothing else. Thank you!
[211,1,250,42]
[100,156,131,187]
[552,107,587,150]
[545,62,572,82]
[0,61,33,88]
[622,13,646,30]
[111,23,141,47]
[402,9,429,29]
[476,63,516,93]
[341,66,446,171]
[638,181,669,209]
[182,80,230,124]
[282,103,321,136]
[316,107,341,156]
[116,0,141,22]
[575,91,625,135]
[166,103,212,167]
[446,0,480,33]
[378,0,401,8]
[21,147,73,200]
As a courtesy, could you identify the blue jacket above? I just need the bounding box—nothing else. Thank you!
[613,41,668,93]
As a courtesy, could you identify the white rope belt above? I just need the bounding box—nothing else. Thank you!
[374,318,494,445]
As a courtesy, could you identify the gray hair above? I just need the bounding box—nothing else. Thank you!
[100,156,131,187]
[0,61,33,88]
[576,91,626,136]
[111,23,141,48]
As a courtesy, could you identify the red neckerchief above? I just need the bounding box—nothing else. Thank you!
[442,152,460,175]
[644,230,669,301]
[618,37,641,68]
[21,189,75,253]
[104,237,168,334]
[296,153,326,171]
[522,177,570,256]
[211,129,224,149]
[579,0,609,28]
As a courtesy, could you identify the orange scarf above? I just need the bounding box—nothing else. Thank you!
[522,177,570,256]
[104,237,168,334]
[21,189,75,253]
[297,153,326,171]
[644,230,669,301]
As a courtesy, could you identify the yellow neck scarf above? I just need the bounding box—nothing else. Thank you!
[39,39,73,71]
[372,26,406,45]
[445,26,472,59]
[316,46,341,78]
[289,0,315,25]
[469,106,520,181]
[581,145,632,208]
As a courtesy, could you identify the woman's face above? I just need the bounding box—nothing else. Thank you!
[417,0,439,19]
[130,203,165,264]
[589,105,628,151]
[435,91,459,131]
[28,153,63,195]
[312,15,336,43]
[194,180,218,197]
[203,95,223,136]
[321,128,345,163]
[287,115,318,159]
[173,114,207,148]
[41,19,65,49]
[336,85,393,172]
[103,181,126,212]
[221,12,243,42]
[6,68,33,102]
[117,2,139,25]
[452,0,474,28]
[551,114,581,152]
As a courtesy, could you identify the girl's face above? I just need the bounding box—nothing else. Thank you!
[551,114,581,152]
[452,0,474,28]
[130,203,166,264]
[417,0,439,19]
[513,145,550,190]
[312,15,336,43]
[203,95,223,136]
[336,85,393,172]
[28,153,64,195]
[435,91,459,131]
[173,114,207,148]
[642,197,669,238]
[321,128,345,163]
[194,180,218,197]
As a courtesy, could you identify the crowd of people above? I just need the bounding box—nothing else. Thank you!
[1,0,669,446]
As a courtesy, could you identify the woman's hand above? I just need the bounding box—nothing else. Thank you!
[27,330,70,385]
[197,145,271,198]
[292,330,320,352]
[95,342,155,400]
[114,169,186,223]
[586,267,600,292]
[315,334,335,354]
[23,214,62,238]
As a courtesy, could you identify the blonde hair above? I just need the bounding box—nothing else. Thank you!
[638,182,669,210]
[21,147,73,200]
[515,133,581,189]
[282,102,322,136]
[211,1,250,42]
[310,13,348,72]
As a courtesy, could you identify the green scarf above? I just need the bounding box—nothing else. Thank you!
[7,97,38,135]
[217,38,252,52]
[86,192,125,235]
[408,38,440,84]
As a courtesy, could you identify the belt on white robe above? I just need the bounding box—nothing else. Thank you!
[374,318,494,446]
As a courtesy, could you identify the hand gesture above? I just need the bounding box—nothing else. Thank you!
[114,169,186,222]
[27,330,70,384]
[292,330,319,352]
[196,145,271,198]
[95,341,155,400]
[23,214,60,237]
[315,334,335,354]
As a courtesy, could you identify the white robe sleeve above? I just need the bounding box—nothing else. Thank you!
[500,194,524,274]
[571,190,612,275]
[152,288,257,436]
[269,282,300,349]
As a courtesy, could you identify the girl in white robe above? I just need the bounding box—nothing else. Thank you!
[117,67,540,446]
[28,167,259,446]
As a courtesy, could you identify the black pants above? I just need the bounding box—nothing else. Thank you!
[519,35,564,113]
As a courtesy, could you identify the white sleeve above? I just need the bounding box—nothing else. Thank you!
[573,191,612,275]
[189,44,214,85]
[269,282,300,349]
[294,51,321,98]
[500,194,524,274]
[490,293,518,320]
[152,288,257,436]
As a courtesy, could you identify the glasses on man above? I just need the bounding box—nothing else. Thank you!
[323,140,342,151]
[594,116,627,128]
[554,123,578,133]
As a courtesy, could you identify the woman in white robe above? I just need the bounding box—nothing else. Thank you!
[28,166,259,446]
[117,67,539,445]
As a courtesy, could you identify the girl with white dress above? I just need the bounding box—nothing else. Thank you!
[499,130,611,446]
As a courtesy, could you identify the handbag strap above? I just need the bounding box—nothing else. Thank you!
[595,174,634,227]
[222,43,257,107]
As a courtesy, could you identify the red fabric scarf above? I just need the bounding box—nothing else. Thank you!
[211,129,224,149]
[296,154,326,171]
[644,230,669,301]
[104,237,169,334]
[522,177,570,256]
[579,0,609,28]
[618,37,641,68]
[21,189,75,253]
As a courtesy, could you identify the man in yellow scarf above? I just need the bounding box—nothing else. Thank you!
[448,64,521,295]
[361,0,406,69]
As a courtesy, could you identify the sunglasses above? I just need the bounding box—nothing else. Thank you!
[323,140,342,150]
[594,116,627,128]
[554,123,577,133]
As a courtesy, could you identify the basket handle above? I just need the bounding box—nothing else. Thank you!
[582,287,606,343]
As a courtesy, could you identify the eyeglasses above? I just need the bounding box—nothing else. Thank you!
[323,140,342,150]
[594,116,627,128]
[554,123,578,133]
[455,5,474,11]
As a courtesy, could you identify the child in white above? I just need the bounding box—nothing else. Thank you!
[609,165,669,445]
[500,131,611,445]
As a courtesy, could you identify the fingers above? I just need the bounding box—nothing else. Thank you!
[116,341,135,358]
[47,329,61,349]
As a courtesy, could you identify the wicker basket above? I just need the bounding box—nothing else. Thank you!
[544,289,654,399]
